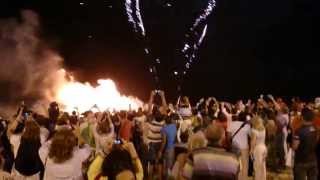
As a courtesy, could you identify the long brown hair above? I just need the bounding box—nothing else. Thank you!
[22,120,40,142]
[48,129,77,163]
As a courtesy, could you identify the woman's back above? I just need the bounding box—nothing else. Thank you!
[43,146,91,180]
[39,129,91,180]
[14,138,43,176]
[252,129,266,145]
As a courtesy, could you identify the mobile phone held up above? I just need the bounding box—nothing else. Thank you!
[154,90,161,94]
[24,113,29,120]
[114,139,123,145]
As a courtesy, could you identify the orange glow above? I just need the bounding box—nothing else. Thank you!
[55,70,143,113]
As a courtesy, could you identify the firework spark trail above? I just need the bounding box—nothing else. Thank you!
[125,0,137,32]
[198,24,208,46]
[125,0,146,37]
[181,24,207,73]
[190,0,216,31]
[184,24,208,70]
[135,0,146,36]
[179,0,215,75]
[125,0,216,86]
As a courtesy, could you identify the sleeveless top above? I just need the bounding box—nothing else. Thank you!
[251,129,266,146]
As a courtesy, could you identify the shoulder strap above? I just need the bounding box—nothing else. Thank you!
[231,122,247,140]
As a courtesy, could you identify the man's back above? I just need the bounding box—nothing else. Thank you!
[228,121,250,150]
[183,147,240,180]
[146,118,165,143]
[295,124,318,164]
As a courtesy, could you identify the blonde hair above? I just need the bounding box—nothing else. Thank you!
[251,116,265,131]
[188,135,207,151]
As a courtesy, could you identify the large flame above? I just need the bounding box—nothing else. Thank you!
[55,71,143,113]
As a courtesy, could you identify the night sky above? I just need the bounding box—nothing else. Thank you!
[1,0,320,102]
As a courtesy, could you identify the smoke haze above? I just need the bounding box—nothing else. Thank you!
[0,10,66,118]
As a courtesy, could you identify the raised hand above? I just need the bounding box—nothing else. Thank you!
[267,94,274,100]
[123,142,138,159]
[159,90,165,97]
[151,90,156,96]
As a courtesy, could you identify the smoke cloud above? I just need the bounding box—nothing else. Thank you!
[0,10,66,118]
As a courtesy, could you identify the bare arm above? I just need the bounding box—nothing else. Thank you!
[258,97,269,109]
[106,112,114,129]
[7,107,24,137]
[176,96,181,109]
[291,135,300,150]
[147,91,155,115]
[221,102,232,130]
[121,142,144,179]
[267,94,281,111]
[160,91,168,110]
[250,131,257,155]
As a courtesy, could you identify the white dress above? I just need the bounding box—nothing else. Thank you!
[251,129,267,180]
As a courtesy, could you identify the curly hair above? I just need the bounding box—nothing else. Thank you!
[48,129,77,163]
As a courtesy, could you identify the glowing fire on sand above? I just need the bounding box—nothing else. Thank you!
[55,73,143,113]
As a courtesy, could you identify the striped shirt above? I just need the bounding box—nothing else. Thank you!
[183,147,240,180]
[146,119,165,143]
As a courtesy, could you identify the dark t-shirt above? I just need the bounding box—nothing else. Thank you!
[14,138,44,176]
[294,124,318,164]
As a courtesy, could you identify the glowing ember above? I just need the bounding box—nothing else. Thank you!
[55,75,143,113]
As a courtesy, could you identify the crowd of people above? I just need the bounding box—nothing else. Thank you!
[0,91,320,180]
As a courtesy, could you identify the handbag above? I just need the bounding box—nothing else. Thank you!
[248,155,254,177]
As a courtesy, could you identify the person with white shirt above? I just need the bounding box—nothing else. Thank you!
[250,116,267,180]
[91,112,114,154]
[39,129,91,180]
[227,112,251,180]
[268,95,289,170]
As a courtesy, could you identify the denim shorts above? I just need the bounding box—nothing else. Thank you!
[145,142,162,165]
[163,148,175,169]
